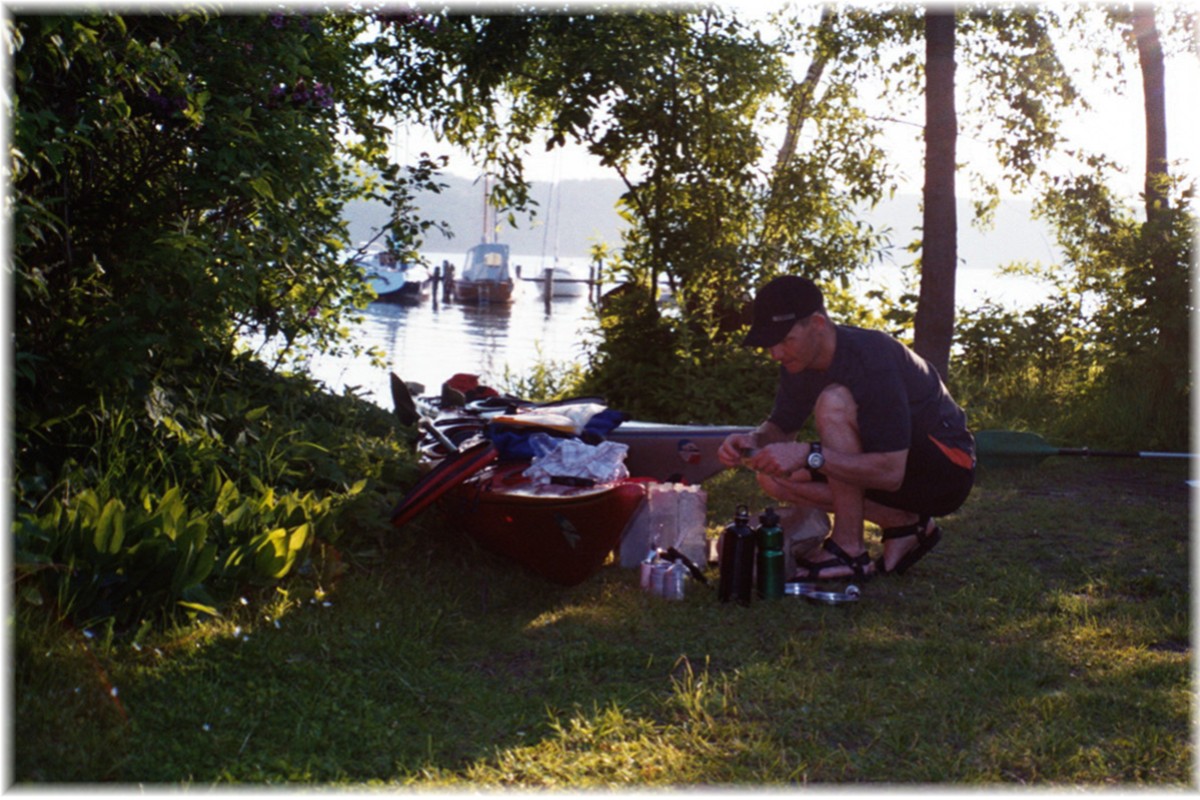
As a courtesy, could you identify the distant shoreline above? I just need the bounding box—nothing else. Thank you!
[345,175,1060,273]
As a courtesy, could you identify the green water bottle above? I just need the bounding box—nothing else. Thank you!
[756,507,785,599]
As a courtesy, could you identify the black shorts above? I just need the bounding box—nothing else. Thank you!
[873,430,975,516]
[813,430,975,517]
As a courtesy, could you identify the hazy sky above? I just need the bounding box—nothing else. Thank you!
[395,3,1200,203]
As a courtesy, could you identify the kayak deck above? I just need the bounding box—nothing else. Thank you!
[607,421,751,484]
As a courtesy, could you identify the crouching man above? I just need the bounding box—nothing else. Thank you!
[717,275,976,581]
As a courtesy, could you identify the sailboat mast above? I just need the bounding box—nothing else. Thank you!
[481,173,490,244]
[540,181,554,271]
[540,151,564,270]
[552,177,563,267]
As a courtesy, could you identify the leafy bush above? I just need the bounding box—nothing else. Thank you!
[500,347,590,404]
[575,286,772,425]
[13,355,417,629]
[949,296,1095,436]
[949,175,1193,451]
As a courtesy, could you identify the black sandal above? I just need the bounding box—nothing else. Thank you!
[876,516,941,576]
[795,538,874,582]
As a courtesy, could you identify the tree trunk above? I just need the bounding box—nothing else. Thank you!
[912,7,957,381]
[761,8,836,273]
[1129,4,1183,436]
[1132,4,1169,220]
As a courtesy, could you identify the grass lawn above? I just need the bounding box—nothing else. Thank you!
[11,457,1193,786]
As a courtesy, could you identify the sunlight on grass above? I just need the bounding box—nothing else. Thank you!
[524,601,632,632]
[13,460,1193,785]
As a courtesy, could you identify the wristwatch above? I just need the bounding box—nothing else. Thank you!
[806,442,825,477]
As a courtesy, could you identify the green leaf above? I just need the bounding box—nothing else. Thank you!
[20,585,44,606]
[154,486,186,536]
[253,523,312,580]
[182,542,217,589]
[248,176,275,201]
[244,405,269,421]
[215,479,240,515]
[254,527,291,579]
[94,498,126,554]
[177,600,220,618]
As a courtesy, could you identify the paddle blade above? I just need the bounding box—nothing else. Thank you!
[390,440,498,529]
[390,372,420,426]
[974,430,1059,469]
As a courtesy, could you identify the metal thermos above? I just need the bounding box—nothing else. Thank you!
[756,507,785,599]
[718,504,756,605]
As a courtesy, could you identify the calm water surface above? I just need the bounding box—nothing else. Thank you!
[306,253,601,409]
[303,251,1043,411]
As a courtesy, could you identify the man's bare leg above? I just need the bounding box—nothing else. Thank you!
[753,385,933,577]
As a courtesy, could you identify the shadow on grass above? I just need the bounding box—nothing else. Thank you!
[12,459,1192,785]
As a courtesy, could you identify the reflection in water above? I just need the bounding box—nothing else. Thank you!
[294,250,1033,412]
[306,267,598,410]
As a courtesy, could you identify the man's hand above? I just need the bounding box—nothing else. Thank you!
[717,431,758,468]
[744,442,808,478]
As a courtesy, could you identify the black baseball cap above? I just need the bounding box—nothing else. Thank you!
[741,275,825,347]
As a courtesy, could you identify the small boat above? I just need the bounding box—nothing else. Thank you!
[367,264,433,304]
[454,243,515,304]
[521,264,589,299]
[407,384,751,485]
[353,248,433,304]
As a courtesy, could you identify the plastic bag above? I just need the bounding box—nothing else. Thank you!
[618,482,708,568]
[522,437,630,486]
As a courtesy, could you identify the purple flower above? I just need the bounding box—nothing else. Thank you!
[312,82,334,108]
[269,13,285,29]
[146,89,187,118]
[291,78,309,104]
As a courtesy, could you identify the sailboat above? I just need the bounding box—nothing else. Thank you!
[454,242,515,304]
[453,175,516,304]
[523,263,588,299]
[520,155,588,299]
[359,249,433,304]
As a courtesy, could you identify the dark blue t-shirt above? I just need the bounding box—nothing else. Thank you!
[768,325,972,455]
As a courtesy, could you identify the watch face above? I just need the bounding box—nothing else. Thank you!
[807,451,824,470]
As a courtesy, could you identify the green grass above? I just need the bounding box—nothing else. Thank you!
[12,458,1193,786]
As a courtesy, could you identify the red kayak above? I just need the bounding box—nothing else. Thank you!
[388,373,743,585]
[439,462,648,586]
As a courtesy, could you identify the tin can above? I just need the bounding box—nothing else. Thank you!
[663,562,687,600]
[639,550,658,591]
[650,561,670,597]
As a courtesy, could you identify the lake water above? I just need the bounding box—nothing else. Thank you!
[302,250,1047,411]
[303,252,603,409]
